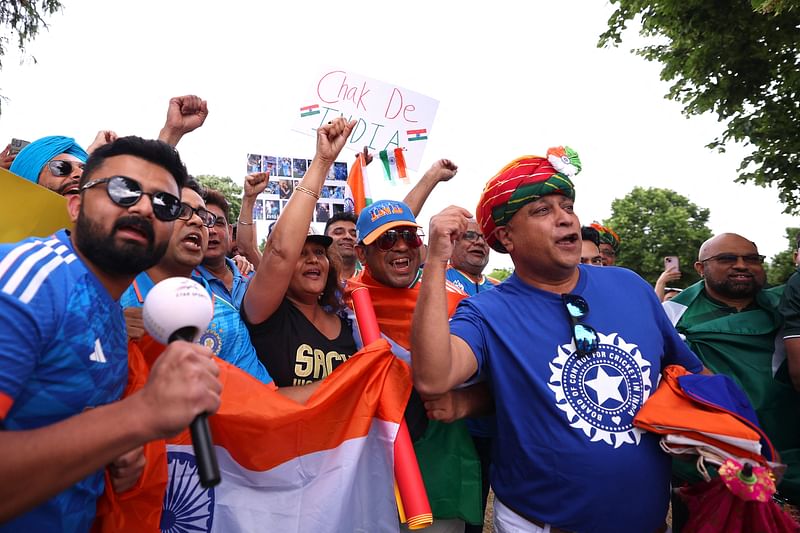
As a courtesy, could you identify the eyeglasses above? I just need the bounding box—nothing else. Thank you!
[461,230,486,243]
[561,294,599,358]
[177,203,217,228]
[211,216,228,228]
[375,229,424,251]
[47,160,85,177]
[81,175,182,222]
[700,253,765,265]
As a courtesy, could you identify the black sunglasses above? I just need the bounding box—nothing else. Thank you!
[700,253,765,265]
[375,229,424,251]
[47,159,85,177]
[561,294,599,358]
[178,203,217,228]
[81,176,182,222]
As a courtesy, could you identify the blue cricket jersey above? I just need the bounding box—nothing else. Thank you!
[0,230,128,532]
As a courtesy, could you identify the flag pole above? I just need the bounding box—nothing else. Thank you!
[350,287,433,529]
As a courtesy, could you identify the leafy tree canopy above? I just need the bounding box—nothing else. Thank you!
[605,187,713,286]
[0,0,62,111]
[600,0,800,213]
[489,267,513,282]
[766,227,800,285]
[195,175,242,222]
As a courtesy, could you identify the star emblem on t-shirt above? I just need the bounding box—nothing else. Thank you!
[585,366,625,406]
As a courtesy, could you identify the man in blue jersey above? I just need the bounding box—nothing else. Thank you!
[0,137,222,531]
[196,188,251,309]
[446,218,499,296]
[121,178,271,385]
[411,148,703,533]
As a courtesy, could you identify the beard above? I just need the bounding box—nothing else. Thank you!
[705,273,763,301]
[73,211,168,276]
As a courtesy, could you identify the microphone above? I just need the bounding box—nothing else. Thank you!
[142,277,221,488]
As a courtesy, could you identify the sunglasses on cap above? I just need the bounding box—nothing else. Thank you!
[461,230,486,243]
[177,203,217,228]
[561,293,599,358]
[375,229,424,251]
[47,159,85,177]
[81,175,182,222]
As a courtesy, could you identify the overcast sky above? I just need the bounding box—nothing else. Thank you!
[1,0,795,271]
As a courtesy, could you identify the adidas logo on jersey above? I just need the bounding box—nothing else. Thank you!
[89,338,107,364]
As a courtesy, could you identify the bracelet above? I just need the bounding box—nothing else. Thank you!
[294,185,320,200]
[237,219,254,225]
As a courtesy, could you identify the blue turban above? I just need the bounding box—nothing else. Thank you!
[9,135,89,184]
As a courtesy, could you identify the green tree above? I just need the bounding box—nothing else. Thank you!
[605,187,713,286]
[600,1,800,213]
[766,227,800,285]
[753,0,798,14]
[195,174,242,221]
[1,0,63,112]
[489,267,513,282]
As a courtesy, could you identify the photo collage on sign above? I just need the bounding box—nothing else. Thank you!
[246,153,348,223]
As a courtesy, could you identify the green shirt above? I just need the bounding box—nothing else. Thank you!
[665,281,800,502]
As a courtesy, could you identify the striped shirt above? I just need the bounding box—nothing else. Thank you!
[0,229,128,532]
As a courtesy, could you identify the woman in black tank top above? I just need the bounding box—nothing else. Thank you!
[241,118,358,389]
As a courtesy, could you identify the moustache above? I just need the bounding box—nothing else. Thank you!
[113,215,155,244]
[57,178,81,196]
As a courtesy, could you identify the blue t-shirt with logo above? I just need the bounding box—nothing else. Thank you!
[445,267,498,297]
[0,230,128,532]
[195,257,250,310]
[121,271,272,385]
[449,265,702,533]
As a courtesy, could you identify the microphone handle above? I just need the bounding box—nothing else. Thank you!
[189,413,221,488]
[169,328,221,488]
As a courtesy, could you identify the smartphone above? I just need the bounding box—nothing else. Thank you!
[8,138,30,155]
[664,256,680,272]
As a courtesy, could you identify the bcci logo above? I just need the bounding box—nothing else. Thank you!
[548,332,651,448]
[198,329,222,355]
[161,451,215,533]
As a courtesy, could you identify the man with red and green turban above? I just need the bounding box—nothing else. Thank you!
[590,223,621,266]
[412,146,704,532]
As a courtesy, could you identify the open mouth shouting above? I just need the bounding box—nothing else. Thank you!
[114,216,154,246]
[181,231,204,252]
[556,232,580,249]
[303,267,322,280]
[390,256,412,275]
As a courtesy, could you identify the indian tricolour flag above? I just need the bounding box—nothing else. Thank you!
[379,148,409,185]
[93,339,411,533]
[406,129,427,142]
[300,104,320,117]
[345,153,372,215]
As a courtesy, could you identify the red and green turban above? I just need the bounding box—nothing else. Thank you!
[590,223,621,252]
[476,146,581,253]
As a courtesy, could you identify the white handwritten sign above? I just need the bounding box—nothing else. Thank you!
[292,68,439,171]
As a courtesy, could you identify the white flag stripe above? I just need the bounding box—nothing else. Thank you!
[166,418,401,533]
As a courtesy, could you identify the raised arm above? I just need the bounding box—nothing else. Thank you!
[236,172,269,268]
[402,159,458,217]
[242,118,356,324]
[411,205,479,395]
[157,95,209,147]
